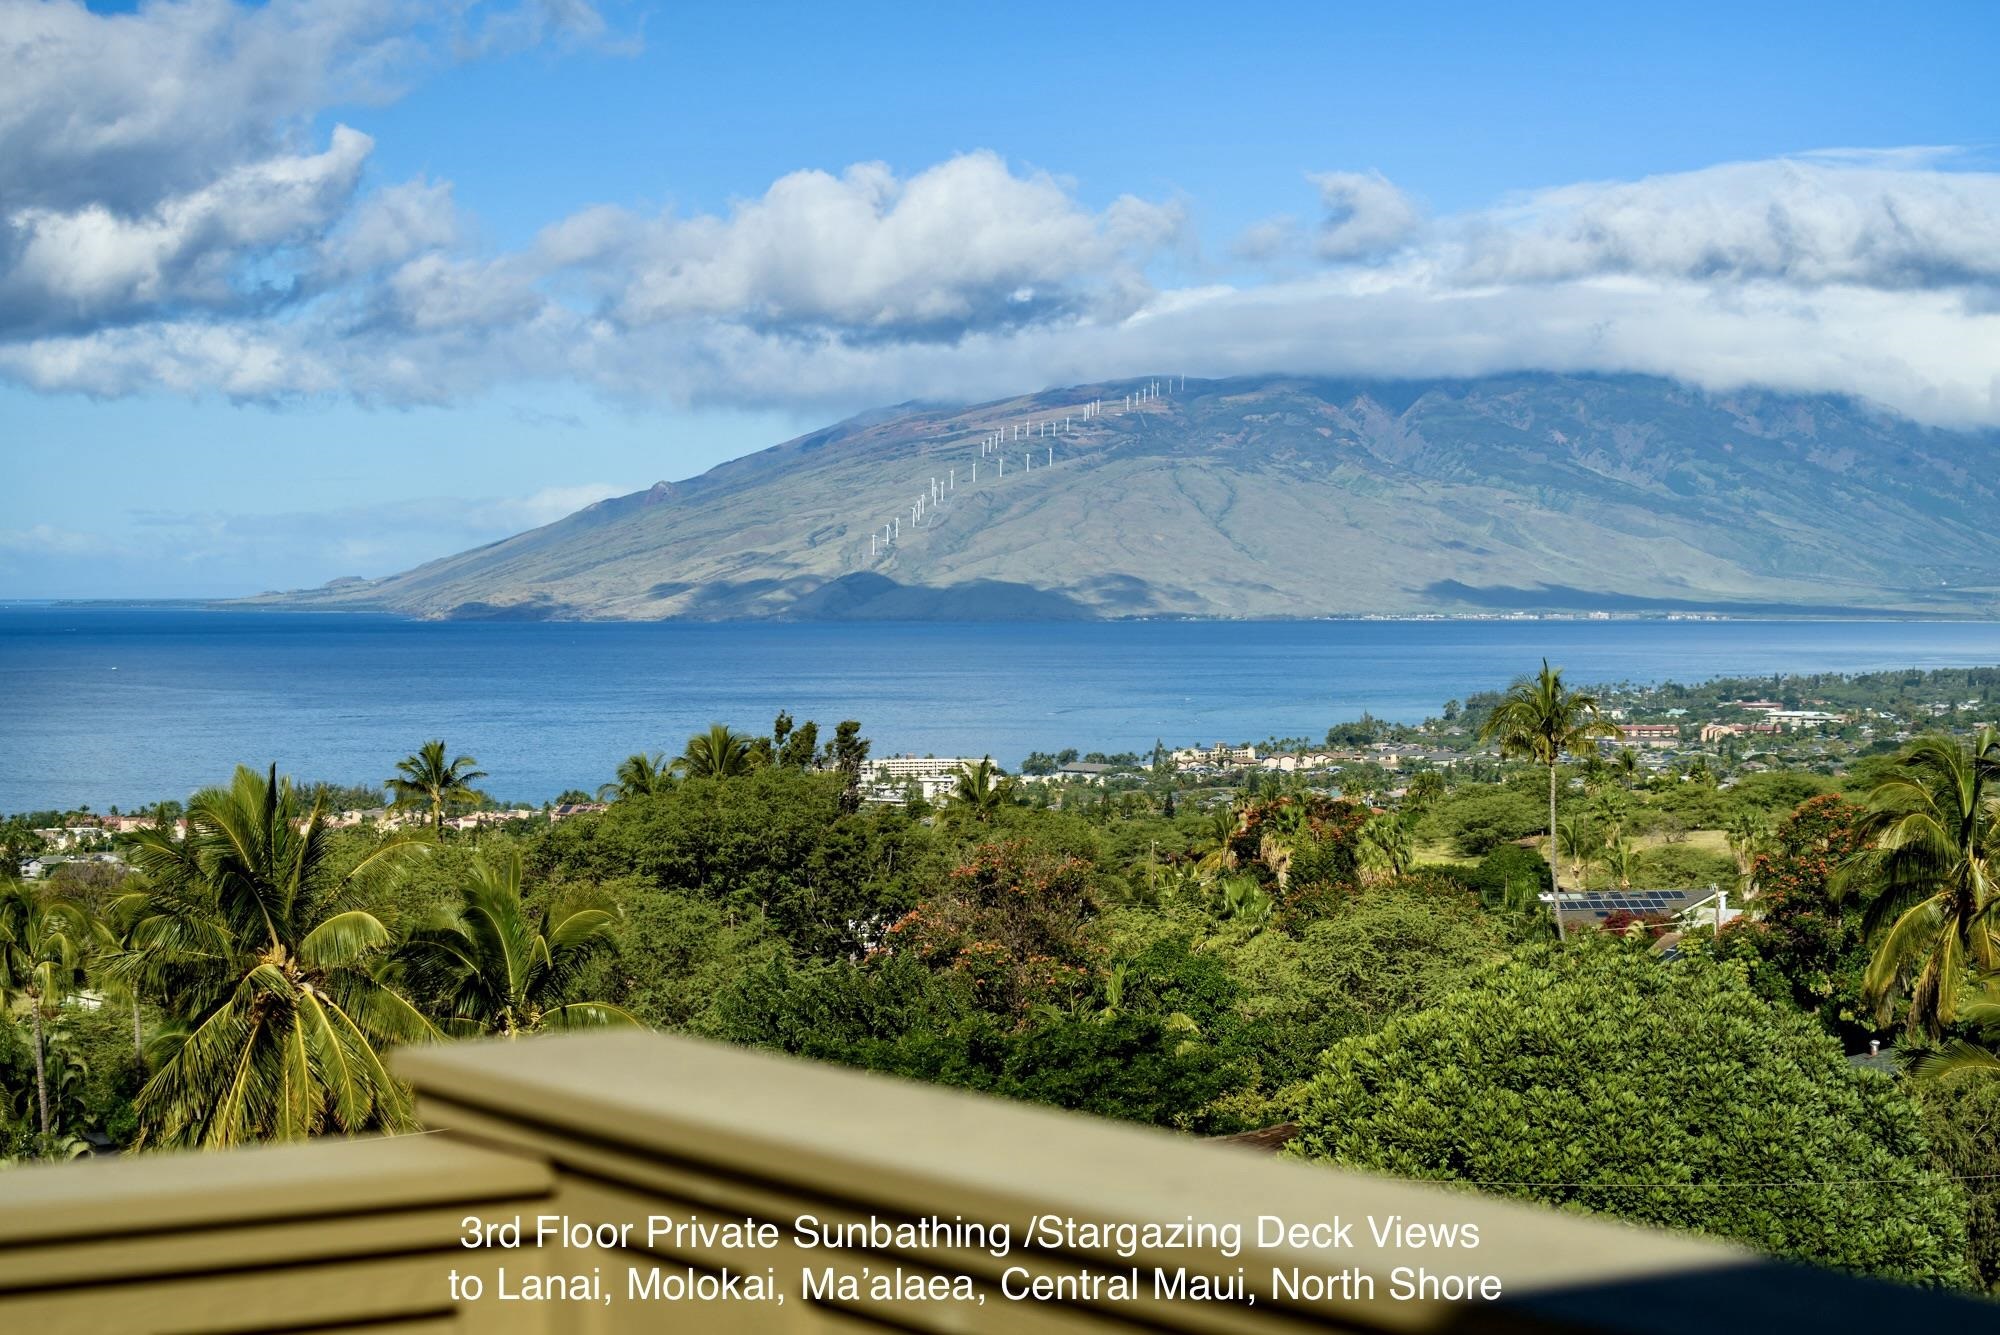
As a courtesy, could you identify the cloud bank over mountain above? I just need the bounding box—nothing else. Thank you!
[3,0,1997,426]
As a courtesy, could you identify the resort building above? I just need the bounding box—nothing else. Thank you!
[1170,742,1258,769]
[868,755,986,782]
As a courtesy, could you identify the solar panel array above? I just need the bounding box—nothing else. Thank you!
[1557,889,1707,919]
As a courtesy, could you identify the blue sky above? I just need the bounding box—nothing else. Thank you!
[5,0,1999,596]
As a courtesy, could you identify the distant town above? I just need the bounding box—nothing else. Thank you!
[12,665,1995,880]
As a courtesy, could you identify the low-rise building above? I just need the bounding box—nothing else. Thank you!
[1056,761,1116,783]
[1170,743,1257,770]
[1763,709,1843,730]
[1616,723,1680,748]
[1698,721,1780,743]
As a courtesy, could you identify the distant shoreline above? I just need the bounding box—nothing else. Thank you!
[8,599,2000,626]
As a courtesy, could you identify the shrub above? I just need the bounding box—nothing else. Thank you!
[1287,940,1971,1286]
[1465,843,1553,905]
[1430,788,1546,856]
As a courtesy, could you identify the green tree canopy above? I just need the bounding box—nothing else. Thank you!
[1287,940,1971,1287]
[537,767,933,960]
[945,757,1016,824]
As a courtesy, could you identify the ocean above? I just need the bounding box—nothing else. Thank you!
[5,605,2000,812]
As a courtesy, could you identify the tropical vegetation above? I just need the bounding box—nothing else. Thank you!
[8,680,2000,1295]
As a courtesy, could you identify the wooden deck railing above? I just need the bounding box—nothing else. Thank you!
[0,1029,1987,1333]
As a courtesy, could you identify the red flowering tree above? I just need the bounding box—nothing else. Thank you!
[1707,794,1875,1036]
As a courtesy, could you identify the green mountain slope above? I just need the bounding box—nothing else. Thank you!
[246,373,2000,619]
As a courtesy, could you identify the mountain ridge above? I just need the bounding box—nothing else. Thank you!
[240,373,2000,621]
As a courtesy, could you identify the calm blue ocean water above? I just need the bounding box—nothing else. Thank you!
[5,605,2000,812]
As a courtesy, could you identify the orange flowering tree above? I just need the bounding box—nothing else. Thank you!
[884,839,1099,1019]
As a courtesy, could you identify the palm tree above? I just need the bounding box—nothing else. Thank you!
[1193,808,1237,875]
[1360,811,1414,880]
[115,765,435,1148]
[1403,770,1446,815]
[0,880,94,1155]
[1215,876,1274,928]
[946,757,1015,823]
[1840,729,2000,1034]
[600,751,671,801]
[1725,809,1768,898]
[388,740,488,833]
[1614,747,1640,785]
[676,724,755,780]
[1912,976,2000,1083]
[1478,660,1619,940]
[1601,835,1640,890]
[389,849,634,1037]
[100,894,152,1063]
[1555,812,1596,890]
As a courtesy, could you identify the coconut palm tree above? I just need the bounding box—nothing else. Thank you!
[388,740,488,833]
[388,849,633,1037]
[115,765,435,1148]
[0,880,94,1155]
[1478,660,1619,940]
[1840,728,2000,1034]
[1614,747,1640,785]
[946,757,1015,823]
[600,751,672,801]
[1912,976,2000,1083]
[676,724,755,780]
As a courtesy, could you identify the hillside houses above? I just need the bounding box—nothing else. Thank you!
[1169,740,1465,775]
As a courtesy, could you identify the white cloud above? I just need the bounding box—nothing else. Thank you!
[1,3,1998,431]
[1309,170,1424,260]
[317,175,460,280]
[1448,156,2000,289]
[0,0,627,338]
[3,125,373,332]
[576,152,1182,336]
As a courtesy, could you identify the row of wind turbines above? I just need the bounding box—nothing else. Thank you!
[866,378,1183,559]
